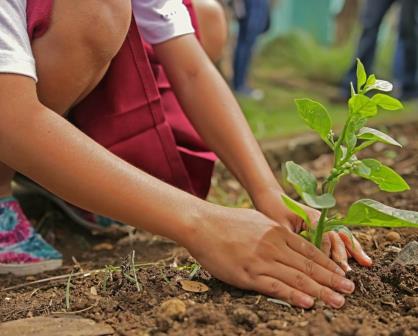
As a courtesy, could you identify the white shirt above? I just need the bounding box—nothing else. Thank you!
[0,0,35,80]
[133,0,194,45]
[0,0,194,81]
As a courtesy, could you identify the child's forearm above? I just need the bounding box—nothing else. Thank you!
[0,75,203,246]
[154,36,283,203]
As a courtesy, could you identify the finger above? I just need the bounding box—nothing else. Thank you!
[285,232,345,276]
[252,275,314,309]
[282,220,296,233]
[303,209,320,231]
[265,263,347,309]
[329,231,351,272]
[339,231,373,267]
[321,233,332,256]
[276,246,355,295]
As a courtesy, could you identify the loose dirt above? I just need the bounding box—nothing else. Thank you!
[1,122,417,336]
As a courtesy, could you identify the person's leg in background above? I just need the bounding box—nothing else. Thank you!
[341,0,395,97]
[232,0,269,100]
[193,0,228,63]
[393,0,418,99]
[0,0,131,275]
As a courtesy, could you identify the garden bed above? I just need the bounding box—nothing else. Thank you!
[1,122,417,336]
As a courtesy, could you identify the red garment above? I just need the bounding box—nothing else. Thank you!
[26,0,216,199]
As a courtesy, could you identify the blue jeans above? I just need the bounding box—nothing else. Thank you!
[232,0,270,90]
[393,0,418,93]
[343,0,417,95]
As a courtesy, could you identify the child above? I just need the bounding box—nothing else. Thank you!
[0,0,371,309]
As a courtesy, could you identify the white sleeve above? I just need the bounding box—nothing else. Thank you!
[0,0,37,81]
[132,0,195,45]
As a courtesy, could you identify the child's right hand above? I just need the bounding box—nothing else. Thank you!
[184,206,355,309]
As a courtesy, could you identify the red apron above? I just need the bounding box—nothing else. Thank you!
[26,0,216,199]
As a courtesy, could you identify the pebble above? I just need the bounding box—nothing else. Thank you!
[402,296,418,310]
[158,299,186,320]
[394,241,418,266]
[323,310,334,322]
[386,231,401,242]
[266,320,283,330]
[232,308,259,329]
[155,317,172,333]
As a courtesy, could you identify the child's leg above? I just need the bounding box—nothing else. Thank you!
[193,0,228,63]
[0,162,14,198]
[32,0,131,115]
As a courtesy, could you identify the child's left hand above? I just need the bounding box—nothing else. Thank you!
[253,190,373,272]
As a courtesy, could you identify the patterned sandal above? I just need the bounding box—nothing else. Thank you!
[0,196,62,276]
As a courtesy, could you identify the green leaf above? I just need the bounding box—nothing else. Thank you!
[281,194,312,229]
[344,117,367,152]
[300,230,311,240]
[356,59,367,91]
[343,199,418,228]
[364,74,376,89]
[295,99,332,142]
[354,161,371,176]
[365,79,393,93]
[349,95,378,117]
[357,127,402,147]
[285,161,317,196]
[371,94,403,111]
[335,146,349,164]
[354,159,410,192]
[302,192,336,209]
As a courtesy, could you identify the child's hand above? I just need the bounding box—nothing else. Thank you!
[252,190,372,272]
[185,205,354,309]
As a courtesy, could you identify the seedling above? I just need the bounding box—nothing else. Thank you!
[282,59,418,249]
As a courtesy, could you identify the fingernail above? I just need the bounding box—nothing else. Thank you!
[363,253,373,264]
[330,294,345,308]
[342,262,352,272]
[339,279,355,294]
[299,296,314,309]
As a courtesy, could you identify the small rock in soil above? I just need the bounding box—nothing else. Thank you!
[155,316,172,333]
[158,299,186,320]
[394,241,418,266]
[266,320,284,330]
[231,307,259,329]
[402,296,418,310]
[0,317,114,336]
[323,309,334,322]
[386,231,401,242]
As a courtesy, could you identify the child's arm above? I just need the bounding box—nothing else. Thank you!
[154,36,281,213]
[153,35,372,268]
[0,74,351,308]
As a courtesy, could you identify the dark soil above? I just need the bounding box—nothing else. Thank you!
[1,122,418,336]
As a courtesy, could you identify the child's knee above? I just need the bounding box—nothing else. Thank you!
[194,0,228,62]
[82,0,132,63]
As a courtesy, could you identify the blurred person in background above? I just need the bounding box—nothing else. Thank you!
[392,0,418,100]
[231,0,270,100]
[341,0,418,100]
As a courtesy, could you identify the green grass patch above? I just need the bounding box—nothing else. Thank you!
[239,32,418,139]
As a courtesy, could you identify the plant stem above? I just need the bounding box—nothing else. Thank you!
[313,181,337,248]
[313,209,328,248]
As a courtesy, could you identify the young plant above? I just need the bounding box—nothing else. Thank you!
[282,59,418,249]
